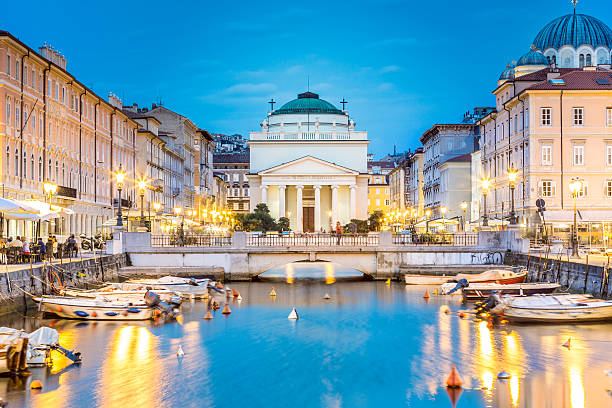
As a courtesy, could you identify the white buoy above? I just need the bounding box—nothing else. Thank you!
[324,293,331,300]
[177,345,185,358]
[237,294,243,301]
[497,371,511,380]
[288,308,298,320]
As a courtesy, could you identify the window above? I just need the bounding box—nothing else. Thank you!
[541,108,552,126]
[573,107,584,126]
[31,112,35,132]
[22,152,26,179]
[5,147,9,174]
[608,145,612,166]
[30,155,34,180]
[607,108,612,126]
[586,54,592,66]
[541,145,552,165]
[540,180,554,197]
[525,108,529,128]
[384,199,390,206]
[579,54,585,68]
[573,145,584,166]
[15,61,19,81]
[375,188,380,194]
[5,98,10,125]
[607,180,612,197]
[375,199,380,206]
[6,55,10,76]
[14,149,18,175]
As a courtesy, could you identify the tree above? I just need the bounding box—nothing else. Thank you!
[234,204,279,232]
[368,211,384,231]
[278,217,290,232]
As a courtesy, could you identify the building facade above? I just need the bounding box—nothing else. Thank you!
[248,91,369,232]
[1,32,138,239]
[438,153,472,229]
[367,174,390,215]
[213,152,250,213]
[405,148,425,218]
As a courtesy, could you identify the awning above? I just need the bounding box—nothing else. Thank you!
[542,210,612,223]
[3,200,74,221]
[0,198,38,214]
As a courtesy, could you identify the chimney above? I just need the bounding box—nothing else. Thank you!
[38,43,67,69]
[108,92,123,109]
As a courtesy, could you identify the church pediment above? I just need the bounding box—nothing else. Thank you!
[259,156,359,175]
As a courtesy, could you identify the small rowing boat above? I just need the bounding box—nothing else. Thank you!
[458,282,560,300]
[109,276,211,298]
[492,294,612,323]
[404,275,453,285]
[406,269,527,286]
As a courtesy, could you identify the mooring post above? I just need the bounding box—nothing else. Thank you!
[583,254,589,293]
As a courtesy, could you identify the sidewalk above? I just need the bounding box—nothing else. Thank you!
[0,252,107,274]
[527,248,611,267]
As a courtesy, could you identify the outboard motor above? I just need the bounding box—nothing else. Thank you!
[188,278,199,287]
[447,278,469,295]
[475,291,502,315]
[52,345,82,363]
[144,290,161,307]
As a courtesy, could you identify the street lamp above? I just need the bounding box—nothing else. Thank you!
[481,178,491,227]
[43,181,58,203]
[460,201,468,231]
[152,202,161,234]
[508,168,518,225]
[569,178,584,257]
[441,206,447,232]
[425,209,431,233]
[115,166,126,227]
[137,179,148,229]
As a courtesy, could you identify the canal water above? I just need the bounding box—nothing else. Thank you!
[2,262,612,408]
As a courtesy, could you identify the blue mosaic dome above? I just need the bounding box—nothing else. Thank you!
[533,13,612,50]
[517,49,550,66]
[499,65,515,80]
[272,92,344,115]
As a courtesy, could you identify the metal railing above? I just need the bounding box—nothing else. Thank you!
[247,233,379,247]
[151,234,231,247]
[392,233,478,246]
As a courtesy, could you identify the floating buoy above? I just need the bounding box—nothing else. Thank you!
[423,290,431,299]
[91,312,98,318]
[154,309,162,317]
[232,288,240,298]
[324,293,331,300]
[176,314,184,325]
[237,294,243,301]
[446,364,462,388]
[433,289,438,296]
[56,307,63,313]
[440,305,451,314]
[458,311,466,319]
[30,380,43,390]
[269,288,277,297]
[203,311,213,320]
[288,308,298,320]
[562,337,571,349]
[177,345,185,358]
[222,304,232,314]
[497,371,511,380]
[385,278,391,285]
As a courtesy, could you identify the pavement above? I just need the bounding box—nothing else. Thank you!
[0,251,106,274]
[528,247,611,267]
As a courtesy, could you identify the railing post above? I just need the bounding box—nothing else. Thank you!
[378,231,392,246]
[232,231,246,249]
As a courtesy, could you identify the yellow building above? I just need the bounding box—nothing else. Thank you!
[367,174,390,215]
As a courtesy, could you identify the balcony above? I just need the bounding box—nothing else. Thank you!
[250,131,367,141]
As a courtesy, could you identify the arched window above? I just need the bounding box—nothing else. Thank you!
[62,163,65,186]
[31,155,34,180]
[586,54,592,66]
[552,55,557,65]
[22,152,26,179]
[14,149,19,176]
[55,161,59,182]
[48,159,52,181]
[579,54,585,68]
[38,157,42,181]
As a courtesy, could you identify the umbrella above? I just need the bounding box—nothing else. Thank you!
[0,197,38,214]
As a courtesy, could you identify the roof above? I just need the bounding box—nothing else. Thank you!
[517,48,549,66]
[272,92,345,116]
[443,153,472,164]
[527,69,612,90]
[533,13,612,50]
[367,161,395,169]
[213,152,250,164]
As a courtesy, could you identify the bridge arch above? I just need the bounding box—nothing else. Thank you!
[247,252,377,277]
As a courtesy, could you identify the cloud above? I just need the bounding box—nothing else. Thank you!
[380,65,401,74]
[221,83,277,96]
[367,37,418,48]
[376,82,395,92]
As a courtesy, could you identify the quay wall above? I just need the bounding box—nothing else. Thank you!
[0,254,126,315]
[506,253,611,298]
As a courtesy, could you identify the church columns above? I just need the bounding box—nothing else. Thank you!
[296,185,303,233]
[278,185,286,219]
[331,185,339,226]
[314,185,321,232]
[260,185,268,206]
[349,184,357,220]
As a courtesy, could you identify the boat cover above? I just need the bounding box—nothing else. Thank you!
[26,327,59,347]
[0,327,24,345]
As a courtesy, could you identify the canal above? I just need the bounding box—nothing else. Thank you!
[2,262,611,407]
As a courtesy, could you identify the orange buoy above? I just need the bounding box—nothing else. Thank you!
[91,312,98,318]
[30,380,43,390]
[458,311,466,319]
[222,304,232,314]
[56,307,63,313]
[446,364,462,388]
[562,337,571,349]
[423,290,431,299]
[203,311,213,320]
[232,288,240,298]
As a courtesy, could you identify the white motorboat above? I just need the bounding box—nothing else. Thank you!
[492,294,612,323]
[0,329,28,374]
[61,287,180,302]
[406,269,527,286]
[35,296,155,321]
[459,282,561,300]
[110,276,211,298]
[404,275,453,285]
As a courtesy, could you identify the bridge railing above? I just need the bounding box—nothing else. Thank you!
[151,234,232,247]
[392,232,478,246]
[246,233,379,247]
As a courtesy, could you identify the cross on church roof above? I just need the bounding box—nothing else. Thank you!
[340,98,348,110]
[571,0,578,13]
[268,98,276,111]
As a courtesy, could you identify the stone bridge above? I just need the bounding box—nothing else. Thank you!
[112,231,527,281]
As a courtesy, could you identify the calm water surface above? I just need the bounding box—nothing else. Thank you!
[2,262,612,408]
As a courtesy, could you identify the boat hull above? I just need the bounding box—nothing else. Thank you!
[36,298,154,321]
[503,303,612,323]
[404,275,452,285]
[462,283,560,300]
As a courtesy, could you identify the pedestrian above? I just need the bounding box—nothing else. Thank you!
[52,236,59,258]
[37,237,46,259]
[11,236,23,248]
[335,222,343,245]
[22,239,30,258]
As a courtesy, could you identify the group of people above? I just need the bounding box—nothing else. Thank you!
[1,234,79,262]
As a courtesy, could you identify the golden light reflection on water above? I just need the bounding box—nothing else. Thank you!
[509,375,520,406]
[285,263,294,284]
[98,325,160,408]
[569,366,585,408]
[438,307,451,355]
[324,263,336,285]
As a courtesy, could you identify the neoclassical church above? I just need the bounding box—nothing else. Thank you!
[498,6,612,81]
[248,92,369,232]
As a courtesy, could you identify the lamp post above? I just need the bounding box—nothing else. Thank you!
[43,181,58,236]
[569,178,583,257]
[460,201,468,231]
[137,179,147,229]
[508,168,518,225]
[441,206,447,232]
[425,209,431,234]
[481,178,491,227]
[115,167,126,227]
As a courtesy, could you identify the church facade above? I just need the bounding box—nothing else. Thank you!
[248,92,369,232]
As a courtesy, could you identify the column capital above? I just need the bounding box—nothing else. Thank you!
[296,184,304,190]
[330,184,340,190]
[260,185,269,191]
[349,184,357,190]
[313,184,322,190]
[278,185,286,191]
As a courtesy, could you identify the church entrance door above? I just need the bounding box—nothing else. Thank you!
[303,207,314,232]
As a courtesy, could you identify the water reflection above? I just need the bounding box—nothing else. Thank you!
[3,281,612,407]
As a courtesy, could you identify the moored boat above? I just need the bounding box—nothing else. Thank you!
[404,274,453,285]
[459,282,560,300]
[492,294,612,323]
[109,276,211,298]
[35,296,155,320]
[408,269,527,287]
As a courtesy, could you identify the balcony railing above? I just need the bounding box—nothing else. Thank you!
[250,131,368,141]
[392,233,478,246]
[246,233,378,247]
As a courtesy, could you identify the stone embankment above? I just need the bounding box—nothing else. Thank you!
[0,254,127,314]
[506,252,611,298]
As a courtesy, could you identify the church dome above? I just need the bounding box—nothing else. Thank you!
[499,65,515,80]
[533,13,612,50]
[272,92,345,115]
[517,48,550,66]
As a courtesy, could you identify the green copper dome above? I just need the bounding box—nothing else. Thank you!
[272,92,345,115]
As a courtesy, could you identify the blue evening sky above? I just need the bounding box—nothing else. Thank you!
[3,1,610,157]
